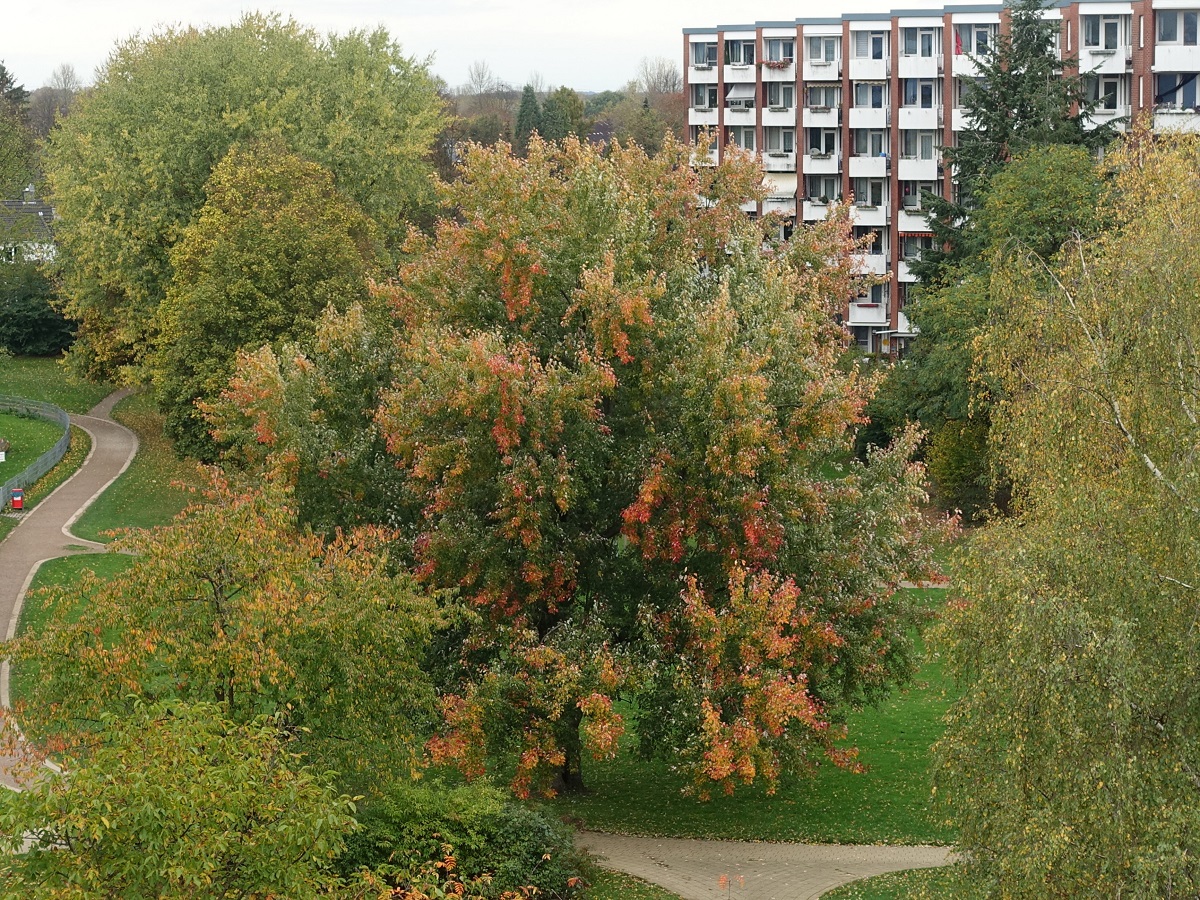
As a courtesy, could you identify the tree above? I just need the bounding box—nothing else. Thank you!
[44,14,444,383]
[27,64,82,138]
[6,474,438,785]
[0,257,74,355]
[934,131,1200,895]
[539,86,585,142]
[865,143,1103,519]
[0,62,28,117]
[635,57,683,96]
[513,84,541,156]
[214,135,941,798]
[0,63,33,198]
[0,701,358,900]
[911,0,1101,284]
[149,139,380,458]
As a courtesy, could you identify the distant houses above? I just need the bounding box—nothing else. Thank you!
[1,185,55,262]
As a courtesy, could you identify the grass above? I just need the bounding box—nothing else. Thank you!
[0,356,114,414]
[552,588,956,846]
[0,412,64,481]
[820,865,963,899]
[9,552,135,706]
[585,869,684,899]
[0,424,92,545]
[71,391,204,542]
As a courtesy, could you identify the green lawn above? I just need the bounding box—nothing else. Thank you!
[0,424,92,545]
[0,412,64,482]
[0,357,114,414]
[71,391,204,542]
[586,869,683,899]
[821,865,963,899]
[551,588,956,846]
[9,553,135,706]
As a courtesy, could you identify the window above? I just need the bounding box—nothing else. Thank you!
[808,175,841,201]
[806,83,838,108]
[900,180,939,208]
[956,23,996,55]
[808,128,838,155]
[1084,15,1122,49]
[854,82,887,107]
[689,124,717,146]
[853,178,886,207]
[691,83,718,110]
[725,39,756,65]
[902,235,933,259]
[852,129,888,157]
[808,35,839,62]
[903,79,937,107]
[901,27,939,57]
[1156,72,1200,109]
[725,83,756,109]
[692,42,718,66]
[725,125,755,150]
[765,38,795,62]
[853,31,889,59]
[1158,10,1199,45]
[855,281,888,304]
[853,225,883,253]
[765,127,796,153]
[767,82,796,108]
[900,131,939,160]
[1087,75,1121,111]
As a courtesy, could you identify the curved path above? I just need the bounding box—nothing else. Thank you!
[0,389,137,788]
[579,832,952,899]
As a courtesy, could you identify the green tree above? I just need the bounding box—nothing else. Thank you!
[214,135,941,798]
[7,474,438,784]
[0,62,33,198]
[513,84,541,155]
[540,86,585,142]
[44,14,443,383]
[0,257,73,355]
[0,701,357,900]
[935,131,1200,896]
[150,139,379,458]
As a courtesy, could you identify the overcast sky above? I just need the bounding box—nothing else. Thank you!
[6,0,901,94]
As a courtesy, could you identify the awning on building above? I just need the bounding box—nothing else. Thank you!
[725,83,756,99]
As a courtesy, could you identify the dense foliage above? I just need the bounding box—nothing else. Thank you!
[44,14,443,383]
[212,134,941,799]
[935,132,1200,896]
[0,258,73,355]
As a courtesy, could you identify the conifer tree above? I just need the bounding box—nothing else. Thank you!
[513,84,541,156]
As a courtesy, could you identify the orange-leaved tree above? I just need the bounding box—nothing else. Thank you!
[213,134,941,798]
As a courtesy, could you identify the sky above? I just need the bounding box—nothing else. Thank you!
[5,0,901,95]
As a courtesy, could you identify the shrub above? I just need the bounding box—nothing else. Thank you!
[339,779,584,898]
[0,259,74,356]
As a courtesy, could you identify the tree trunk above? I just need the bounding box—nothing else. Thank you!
[552,703,587,794]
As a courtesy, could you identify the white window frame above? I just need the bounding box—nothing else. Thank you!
[854,82,887,107]
[808,127,838,156]
[765,127,796,153]
[765,37,795,62]
[725,39,756,66]
[692,42,718,66]
[767,82,796,109]
[691,83,718,110]
[808,35,839,62]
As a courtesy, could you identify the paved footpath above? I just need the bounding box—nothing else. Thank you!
[578,832,952,900]
[0,389,136,787]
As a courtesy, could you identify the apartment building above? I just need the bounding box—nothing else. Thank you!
[684,0,1200,353]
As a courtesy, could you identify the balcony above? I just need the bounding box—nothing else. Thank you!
[803,198,836,220]
[802,106,840,128]
[855,252,888,276]
[688,107,719,127]
[692,146,719,167]
[1082,46,1130,75]
[723,64,757,84]
[851,202,890,228]
[764,152,797,172]
[848,55,890,81]
[849,107,889,129]
[763,107,798,127]
[848,300,889,325]
[848,154,890,178]
[952,108,969,131]
[1153,106,1200,134]
[897,259,918,282]
[897,157,939,181]
[803,151,841,174]
[897,106,940,130]
[1086,105,1131,132]
[760,60,796,81]
[724,105,755,123]
[1155,45,1200,73]
[897,54,942,79]
[802,58,841,81]
[897,203,930,231]
[764,194,798,217]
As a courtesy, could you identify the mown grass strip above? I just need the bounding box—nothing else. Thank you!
[0,357,114,414]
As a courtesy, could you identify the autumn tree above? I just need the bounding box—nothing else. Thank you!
[213,135,940,798]
[0,701,358,900]
[44,14,444,382]
[26,64,82,138]
[150,139,380,458]
[6,474,438,785]
[934,131,1200,895]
